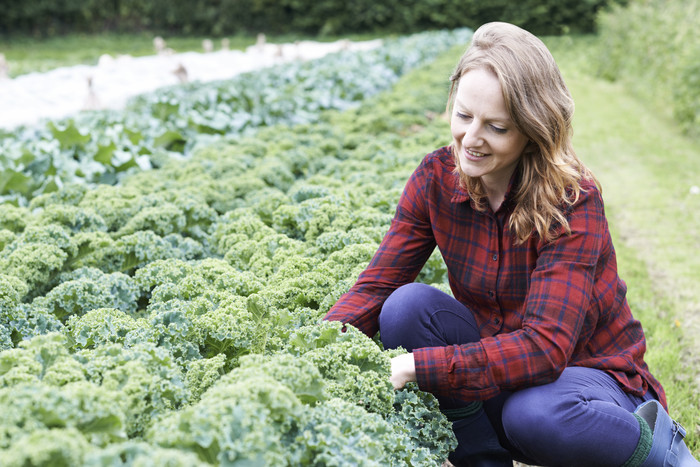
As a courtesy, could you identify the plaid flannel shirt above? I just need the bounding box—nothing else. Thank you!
[325,146,665,406]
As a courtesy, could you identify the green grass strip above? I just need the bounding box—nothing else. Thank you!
[546,35,700,454]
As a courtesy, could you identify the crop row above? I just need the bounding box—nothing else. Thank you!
[0,32,466,465]
[0,29,470,205]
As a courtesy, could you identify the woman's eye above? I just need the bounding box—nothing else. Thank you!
[490,125,507,134]
[457,112,472,121]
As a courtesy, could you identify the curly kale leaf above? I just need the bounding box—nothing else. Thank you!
[296,398,403,467]
[65,308,142,350]
[32,267,139,322]
[68,231,123,272]
[76,185,143,232]
[0,333,84,387]
[0,381,127,448]
[116,202,186,237]
[0,427,92,467]
[144,300,201,364]
[75,342,187,437]
[0,205,30,232]
[0,274,29,320]
[185,354,226,403]
[0,224,76,295]
[235,353,325,406]
[116,231,189,272]
[390,384,458,464]
[189,295,261,363]
[82,440,210,467]
[285,322,394,415]
[147,374,304,466]
[134,258,194,293]
[28,183,88,209]
[0,324,11,351]
[33,204,108,233]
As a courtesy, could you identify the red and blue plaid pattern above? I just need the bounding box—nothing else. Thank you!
[325,146,665,407]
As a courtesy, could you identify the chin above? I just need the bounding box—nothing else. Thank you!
[456,158,481,179]
[453,159,474,185]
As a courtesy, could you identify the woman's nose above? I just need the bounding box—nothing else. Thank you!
[461,121,483,147]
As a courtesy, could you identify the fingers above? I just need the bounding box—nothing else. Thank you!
[390,353,416,390]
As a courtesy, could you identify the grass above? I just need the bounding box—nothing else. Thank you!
[546,35,700,453]
[0,31,387,77]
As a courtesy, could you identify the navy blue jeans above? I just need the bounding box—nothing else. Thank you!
[379,283,655,467]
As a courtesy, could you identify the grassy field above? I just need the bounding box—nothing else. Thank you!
[546,35,700,452]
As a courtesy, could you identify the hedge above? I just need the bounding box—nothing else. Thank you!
[0,0,623,38]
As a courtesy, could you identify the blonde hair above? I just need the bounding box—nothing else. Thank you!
[448,22,597,244]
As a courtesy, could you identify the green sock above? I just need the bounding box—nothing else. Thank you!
[441,401,483,422]
[621,413,653,467]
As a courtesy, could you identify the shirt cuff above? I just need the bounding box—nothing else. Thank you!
[413,346,451,396]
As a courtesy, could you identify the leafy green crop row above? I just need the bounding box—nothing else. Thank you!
[0,29,470,206]
[0,34,465,465]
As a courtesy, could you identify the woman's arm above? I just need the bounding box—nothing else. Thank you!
[324,154,439,337]
[413,184,606,400]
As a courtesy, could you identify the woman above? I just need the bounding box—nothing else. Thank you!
[324,22,699,467]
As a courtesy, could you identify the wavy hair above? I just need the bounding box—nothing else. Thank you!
[448,22,597,244]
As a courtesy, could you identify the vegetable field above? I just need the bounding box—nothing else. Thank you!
[0,30,470,465]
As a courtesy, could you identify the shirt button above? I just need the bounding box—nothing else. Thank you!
[492,254,498,261]
[494,317,500,324]
[488,290,495,298]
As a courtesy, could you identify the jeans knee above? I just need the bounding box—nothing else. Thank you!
[380,282,481,351]
[379,282,440,350]
[502,389,560,447]
[381,283,431,319]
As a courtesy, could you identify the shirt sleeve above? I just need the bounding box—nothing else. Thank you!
[414,185,605,400]
[323,155,437,337]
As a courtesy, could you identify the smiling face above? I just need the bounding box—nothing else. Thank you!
[451,67,530,202]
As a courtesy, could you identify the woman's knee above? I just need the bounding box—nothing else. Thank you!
[379,283,437,350]
[502,387,568,449]
[379,282,480,351]
[381,283,436,322]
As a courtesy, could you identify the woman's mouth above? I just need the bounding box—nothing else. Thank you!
[465,148,488,160]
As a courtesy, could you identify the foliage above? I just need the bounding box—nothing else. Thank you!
[0,31,459,464]
[0,29,469,205]
[146,324,456,466]
[596,0,700,136]
[0,0,623,37]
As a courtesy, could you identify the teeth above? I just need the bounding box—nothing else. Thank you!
[467,149,486,158]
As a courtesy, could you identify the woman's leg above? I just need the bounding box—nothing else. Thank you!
[502,366,654,467]
[379,283,481,353]
[379,283,512,466]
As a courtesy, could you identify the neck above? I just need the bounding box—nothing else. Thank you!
[486,190,505,212]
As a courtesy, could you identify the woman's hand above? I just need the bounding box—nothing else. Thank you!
[390,353,417,390]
